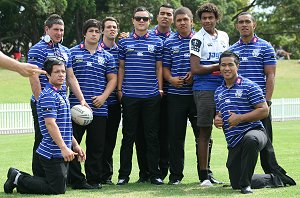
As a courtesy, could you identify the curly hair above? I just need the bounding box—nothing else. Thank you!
[196,3,221,21]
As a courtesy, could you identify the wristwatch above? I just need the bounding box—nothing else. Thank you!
[267,101,272,106]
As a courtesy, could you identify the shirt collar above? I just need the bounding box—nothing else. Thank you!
[177,31,194,39]
[154,26,172,38]
[46,82,60,92]
[238,34,259,45]
[132,31,150,40]
[79,42,103,52]
[100,40,117,50]
[221,75,243,88]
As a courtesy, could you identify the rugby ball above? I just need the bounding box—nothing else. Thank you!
[71,105,93,126]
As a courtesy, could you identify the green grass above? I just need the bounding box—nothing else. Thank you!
[0,60,299,103]
[0,121,299,197]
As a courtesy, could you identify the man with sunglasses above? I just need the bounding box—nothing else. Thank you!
[28,14,86,178]
[135,3,175,183]
[117,6,163,185]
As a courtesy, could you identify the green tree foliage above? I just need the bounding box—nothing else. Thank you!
[0,0,299,58]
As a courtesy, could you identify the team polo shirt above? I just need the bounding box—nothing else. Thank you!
[163,32,194,95]
[149,26,174,41]
[118,31,163,98]
[100,40,119,105]
[190,27,229,91]
[229,35,276,96]
[214,76,265,148]
[150,26,174,94]
[68,42,117,117]
[36,83,72,159]
[28,39,70,101]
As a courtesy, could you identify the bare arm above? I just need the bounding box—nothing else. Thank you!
[117,59,125,101]
[29,75,42,100]
[227,102,269,129]
[163,67,184,88]
[66,67,88,107]
[91,73,117,108]
[0,51,46,77]
[44,117,76,162]
[264,65,276,101]
[190,54,220,75]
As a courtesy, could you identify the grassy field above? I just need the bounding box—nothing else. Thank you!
[0,60,299,197]
[0,60,300,103]
[0,121,299,197]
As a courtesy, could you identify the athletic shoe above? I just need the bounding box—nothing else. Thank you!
[102,179,114,185]
[151,178,164,185]
[168,180,180,185]
[208,173,223,184]
[136,177,150,183]
[72,182,99,189]
[200,179,213,187]
[4,167,19,193]
[117,179,128,185]
[241,186,253,194]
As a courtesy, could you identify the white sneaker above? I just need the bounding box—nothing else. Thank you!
[200,179,213,187]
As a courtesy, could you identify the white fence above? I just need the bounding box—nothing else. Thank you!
[0,98,300,135]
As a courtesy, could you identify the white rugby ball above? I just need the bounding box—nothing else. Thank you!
[71,105,93,126]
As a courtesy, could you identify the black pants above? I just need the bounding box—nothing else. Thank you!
[260,108,287,175]
[227,128,281,189]
[135,95,169,180]
[30,100,44,177]
[101,103,121,182]
[118,95,161,181]
[167,94,200,181]
[68,116,107,185]
[17,156,68,194]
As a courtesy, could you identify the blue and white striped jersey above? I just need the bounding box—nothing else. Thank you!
[118,31,163,98]
[100,40,119,105]
[214,76,265,147]
[163,32,194,95]
[27,39,70,101]
[68,42,117,117]
[36,83,72,159]
[229,35,276,96]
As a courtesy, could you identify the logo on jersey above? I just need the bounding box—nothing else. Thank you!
[98,57,105,65]
[172,46,180,54]
[148,44,155,52]
[235,89,243,98]
[191,39,201,52]
[184,53,190,58]
[252,49,260,57]
[127,45,135,52]
[137,52,143,56]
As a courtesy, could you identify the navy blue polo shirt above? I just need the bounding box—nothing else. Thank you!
[163,31,194,95]
[27,39,70,101]
[36,83,72,159]
[229,35,276,96]
[100,40,119,105]
[118,31,163,98]
[149,26,174,41]
[214,76,265,148]
[68,42,117,117]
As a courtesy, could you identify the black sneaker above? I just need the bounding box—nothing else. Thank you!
[4,167,19,194]
[151,178,164,185]
[168,180,180,185]
[209,174,223,184]
[102,179,114,185]
[117,179,128,185]
[136,177,150,183]
[274,170,296,186]
[72,182,99,189]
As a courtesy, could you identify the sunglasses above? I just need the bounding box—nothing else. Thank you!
[134,16,150,22]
